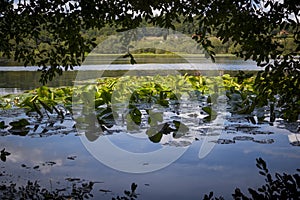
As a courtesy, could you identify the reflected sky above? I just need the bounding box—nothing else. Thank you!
[0,59,299,199]
[1,121,300,199]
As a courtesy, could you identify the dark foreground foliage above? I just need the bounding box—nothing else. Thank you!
[204,158,300,200]
[112,183,138,200]
[0,180,94,200]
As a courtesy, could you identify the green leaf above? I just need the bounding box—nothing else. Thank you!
[0,121,8,129]
[202,106,217,116]
[33,102,43,117]
[9,119,30,128]
[38,99,53,114]
[148,111,163,126]
[97,107,116,128]
[207,95,212,104]
[146,126,163,143]
[128,106,142,125]
[173,120,189,133]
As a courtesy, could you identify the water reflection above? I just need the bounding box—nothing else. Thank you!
[0,56,258,92]
[0,66,299,198]
[288,134,300,146]
[0,127,300,199]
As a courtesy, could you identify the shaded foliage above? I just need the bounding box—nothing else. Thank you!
[0,176,137,200]
[0,180,95,200]
[203,158,300,200]
[232,158,300,200]
[112,183,138,200]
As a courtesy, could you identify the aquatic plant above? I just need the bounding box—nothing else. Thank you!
[0,180,95,200]
[0,74,297,141]
[203,158,300,200]
[112,183,138,200]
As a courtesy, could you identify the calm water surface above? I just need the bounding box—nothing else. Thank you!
[0,56,258,93]
[0,57,299,199]
[0,109,299,199]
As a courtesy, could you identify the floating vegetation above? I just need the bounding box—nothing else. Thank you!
[0,74,298,147]
[248,130,274,135]
[233,136,254,141]
[67,156,77,160]
[99,189,112,193]
[212,139,235,144]
[0,121,8,129]
[65,177,81,182]
[253,139,275,144]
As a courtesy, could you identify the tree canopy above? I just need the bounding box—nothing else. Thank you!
[0,0,299,121]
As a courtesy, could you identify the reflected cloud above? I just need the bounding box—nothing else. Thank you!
[243,147,300,159]
[288,134,300,146]
[6,146,63,174]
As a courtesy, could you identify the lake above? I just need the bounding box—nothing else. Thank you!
[0,55,299,199]
[0,55,258,93]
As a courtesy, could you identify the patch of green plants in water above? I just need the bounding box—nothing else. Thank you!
[0,72,298,140]
[0,86,73,118]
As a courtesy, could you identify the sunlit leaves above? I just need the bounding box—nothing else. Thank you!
[0,73,297,144]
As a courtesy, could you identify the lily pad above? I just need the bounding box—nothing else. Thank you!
[67,156,77,160]
[0,121,8,129]
[253,139,275,144]
[248,130,274,135]
[8,127,30,136]
[146,126,164,143]
[172,120,189,138]
[9,119,30,128]
[212,139,235,144]
[65,177,81,182]
[97,107,116,128]
[233,136,254,141]
[202,106,218,121]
